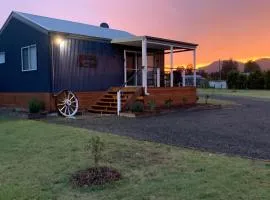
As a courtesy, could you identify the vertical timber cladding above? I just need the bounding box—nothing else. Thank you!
[0,93,52,111]
[52,37,124,93]
[145,87,197,107]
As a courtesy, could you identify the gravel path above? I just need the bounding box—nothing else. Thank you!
[47,95,270,160]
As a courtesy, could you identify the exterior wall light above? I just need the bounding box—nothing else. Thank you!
[55,36,65,46]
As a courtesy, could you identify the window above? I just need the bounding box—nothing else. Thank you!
[0,52,5,64]
[21,45,37,71]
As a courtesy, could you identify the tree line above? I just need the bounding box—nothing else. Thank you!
[204,59,270,89]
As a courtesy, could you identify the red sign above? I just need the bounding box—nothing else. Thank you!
[79,54,97,68]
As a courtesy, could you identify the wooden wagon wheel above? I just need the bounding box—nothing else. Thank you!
[55,90,79,117]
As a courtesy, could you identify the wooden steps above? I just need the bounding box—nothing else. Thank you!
[88,87,143,114]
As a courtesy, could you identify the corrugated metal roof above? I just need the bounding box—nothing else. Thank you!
[14,11,135,40]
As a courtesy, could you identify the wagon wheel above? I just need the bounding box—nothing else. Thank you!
[55,90,79,117]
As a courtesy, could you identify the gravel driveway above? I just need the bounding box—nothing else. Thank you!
[47,95,270,160]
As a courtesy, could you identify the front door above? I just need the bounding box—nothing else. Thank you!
[125,51,142,86]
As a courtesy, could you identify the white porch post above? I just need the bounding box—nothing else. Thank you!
[182,69,186,87]
[193,49,197,87]
[170,46,174,87]
[124,50,127,86]
[142,38,148,94]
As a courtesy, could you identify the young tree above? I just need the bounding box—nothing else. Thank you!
[244,60,261,73]
[222,59,239,78]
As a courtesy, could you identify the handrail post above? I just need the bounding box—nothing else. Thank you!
[117,90,121,116]
[157,68,160,87]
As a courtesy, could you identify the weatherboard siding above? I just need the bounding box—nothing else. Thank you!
[52,37,124,92]
[0,17,51,92]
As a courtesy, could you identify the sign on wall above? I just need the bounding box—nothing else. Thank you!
[78,54,97,68]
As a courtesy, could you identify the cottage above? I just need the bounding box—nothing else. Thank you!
[0,11,198,116]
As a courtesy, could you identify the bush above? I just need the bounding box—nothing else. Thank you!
[85,136,105,167]
[147,100,156,111]
[28,99,45,113]
[227,70,239,89]
[131,101,144,113]
[247,71,264,89]
[164,98,173,108]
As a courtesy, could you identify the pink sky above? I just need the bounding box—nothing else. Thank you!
[0,0,270,67]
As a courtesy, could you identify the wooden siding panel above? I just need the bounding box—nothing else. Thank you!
[145,87,197,107]
[0,93,52,111]
[0,91,104,112]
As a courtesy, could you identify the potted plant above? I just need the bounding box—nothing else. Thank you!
[28,98,46,119]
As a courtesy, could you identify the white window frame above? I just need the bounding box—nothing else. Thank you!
[0,52,5,64]
[21,44,37,72]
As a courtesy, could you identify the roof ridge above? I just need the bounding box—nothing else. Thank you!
[14,11,132,35]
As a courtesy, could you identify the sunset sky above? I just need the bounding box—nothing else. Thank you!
[0,0,269,67]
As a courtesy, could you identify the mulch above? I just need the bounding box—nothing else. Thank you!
[71,167,121,187]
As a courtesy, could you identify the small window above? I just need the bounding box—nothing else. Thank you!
[0,52,5,64]
[21,45,37,71]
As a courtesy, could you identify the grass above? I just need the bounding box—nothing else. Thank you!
[198,88,270,99]
[0,119,270,200]
[197,97,237,106]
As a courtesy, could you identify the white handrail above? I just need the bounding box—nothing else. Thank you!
[117,90,121,116]
[156,68,160,87]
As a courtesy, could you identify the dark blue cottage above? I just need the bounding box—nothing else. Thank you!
[0,11,198,114]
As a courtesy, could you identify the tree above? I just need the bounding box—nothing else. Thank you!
[264,71,270,89]
[185,64,193,75]
[227,71,240,89]
[221,59,239,78]
[197,69,208,78]
[247,71,265,89]
[237,74,248,89]
[244,60,261,73]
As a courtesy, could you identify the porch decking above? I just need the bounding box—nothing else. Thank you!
[88,86,197,114]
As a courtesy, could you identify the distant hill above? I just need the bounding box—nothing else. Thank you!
[200,58,270,73]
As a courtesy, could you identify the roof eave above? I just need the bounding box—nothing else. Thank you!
[0,11,49,36]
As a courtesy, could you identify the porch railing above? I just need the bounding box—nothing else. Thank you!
[117,67,144,116]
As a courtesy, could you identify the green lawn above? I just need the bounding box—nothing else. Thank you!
[198,88,270,99]
[197,97,237,106]
[0,119,270,200]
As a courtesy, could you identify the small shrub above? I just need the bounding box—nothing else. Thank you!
[182,96,188,105]
[147,100,156,111]
[164,98,173,108]
[28,99,45,113]
[205,94,210,104]
[131,101,144,113]
[85,136,105,167]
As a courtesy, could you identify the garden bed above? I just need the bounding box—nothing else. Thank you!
[120,103,225,118]
[71,167,121,187]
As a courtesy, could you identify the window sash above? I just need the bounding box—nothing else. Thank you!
[0,52,5,64]
[21,45,37,71]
